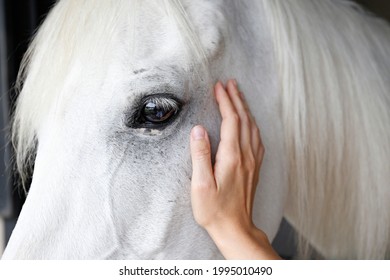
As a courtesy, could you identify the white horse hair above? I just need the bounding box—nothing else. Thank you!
[13,0,207,186]
[264,1,390,259]
[5,0,390,259]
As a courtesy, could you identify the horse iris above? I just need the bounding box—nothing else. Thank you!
[143,101,175,122]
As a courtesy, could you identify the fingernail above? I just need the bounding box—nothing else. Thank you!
[192,126,205,140]
[214,82,224,96]
[232,79,238,87]
[215,81,223,90]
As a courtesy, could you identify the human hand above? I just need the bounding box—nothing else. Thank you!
[190,79,281,260]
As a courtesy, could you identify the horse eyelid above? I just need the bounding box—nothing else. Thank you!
[142,96,181,112]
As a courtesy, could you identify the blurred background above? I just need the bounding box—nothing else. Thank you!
[0,0,389,258]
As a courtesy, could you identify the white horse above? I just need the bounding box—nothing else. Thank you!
[2,0,390,259]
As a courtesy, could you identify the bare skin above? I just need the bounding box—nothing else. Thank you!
[190,79,281,260]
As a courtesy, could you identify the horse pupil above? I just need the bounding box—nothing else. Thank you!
[143,102,172,122]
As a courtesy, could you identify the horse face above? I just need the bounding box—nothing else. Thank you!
[4,0,288,259]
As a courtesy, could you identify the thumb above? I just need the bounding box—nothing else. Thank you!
[190,125,215,190]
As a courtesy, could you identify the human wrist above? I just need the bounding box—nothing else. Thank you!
[205,220,280,260]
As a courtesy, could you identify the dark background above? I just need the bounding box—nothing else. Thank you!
[0,0,389,258]
[0,0,57,250]
[356,0,390,20]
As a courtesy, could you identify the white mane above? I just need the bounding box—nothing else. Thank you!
[264,0,390,258]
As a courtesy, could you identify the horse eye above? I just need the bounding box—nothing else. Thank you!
[142,101,176,123]
[132,95,181,128]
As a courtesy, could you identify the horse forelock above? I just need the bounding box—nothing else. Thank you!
[12,0,209,189]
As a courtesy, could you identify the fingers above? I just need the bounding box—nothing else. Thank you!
[191,80,265,187]
[226,80,252,153]
[215,80,262,160]
[190,125,216,192]
[230,80,263,163]
[215,80,264,194]
[190,80,266,232]
[214,82,241,155]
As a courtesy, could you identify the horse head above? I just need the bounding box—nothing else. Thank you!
[3,0,287,259]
